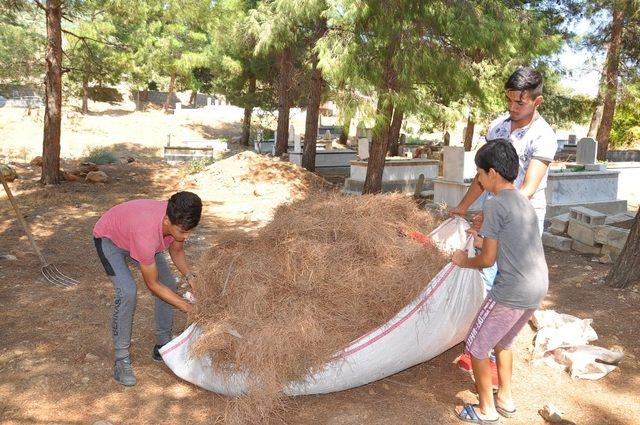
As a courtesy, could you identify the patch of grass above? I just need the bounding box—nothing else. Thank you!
[182,157,216,174]
[85,147,117,165]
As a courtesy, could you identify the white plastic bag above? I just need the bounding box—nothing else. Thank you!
[160,217,485,395]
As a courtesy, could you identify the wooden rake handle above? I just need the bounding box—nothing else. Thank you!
[0,171,48,266]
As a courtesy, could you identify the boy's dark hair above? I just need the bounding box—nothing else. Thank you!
[475,139,519,183]
[167,191,202,230]
[505,67,543,98]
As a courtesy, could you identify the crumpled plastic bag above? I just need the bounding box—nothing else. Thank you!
[531,310,623,380]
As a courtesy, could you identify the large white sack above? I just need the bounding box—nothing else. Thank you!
[160,217,485,395]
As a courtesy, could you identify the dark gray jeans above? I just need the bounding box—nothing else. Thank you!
[94,237,176,360]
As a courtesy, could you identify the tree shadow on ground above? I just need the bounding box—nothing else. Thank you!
[186,122,243,139]
[85,108,136,117]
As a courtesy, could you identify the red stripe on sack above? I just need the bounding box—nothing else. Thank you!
[160,324,198,357]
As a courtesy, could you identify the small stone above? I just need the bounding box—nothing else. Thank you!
[382,383,390,390]
[598,254,612,264]
[81,376,90,384]
[86,171,109,183]
[575,283,582,288]
[584,265,593,270]
[84,353,99,362]
[62,171,81,182]
[0,164,18,182]
[368,388,376,396]
[0,255,17,261]
[78,162,99,174]
[30,156,43,166]
[539,404,563,422]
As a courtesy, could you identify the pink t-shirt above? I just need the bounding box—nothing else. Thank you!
[93,199,174,265]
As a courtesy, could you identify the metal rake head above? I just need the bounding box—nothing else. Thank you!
[42,263,80,287]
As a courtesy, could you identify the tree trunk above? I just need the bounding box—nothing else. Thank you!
[363,95,394,194]
[275,48,293,156]
[81,75,89,115]
[363,35,399,194]
[241,76,256,147]
[387,107,403,156]
[163,72,176,112]
[338,113,352,145]
[463,116,475,151]
[606,208,640,288]
[587,67,607,138]
[41,0,63,185]
[302,18,327,172]
[596,4,625,161]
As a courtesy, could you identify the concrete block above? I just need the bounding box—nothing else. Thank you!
[585,163,606,171]
[601,244,623,261]
[605,211,636,225]
[442,146,465,183]
[572,240,602,255]
[594,225,630,250]
[549,213,570,235]
[567,219,598,246]
[569,206,606,226]
[542,232,572,251]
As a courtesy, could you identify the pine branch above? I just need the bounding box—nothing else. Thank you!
[61,28,129,51]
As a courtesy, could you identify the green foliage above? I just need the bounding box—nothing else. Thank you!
[85,147,117,164]
[181,157,216,174]
[0,3,44,83]
[611,81,640,147]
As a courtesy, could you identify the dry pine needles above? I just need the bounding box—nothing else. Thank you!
[191,192,448,423]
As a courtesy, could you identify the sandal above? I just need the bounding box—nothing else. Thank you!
[494,395,517,418]
[456,403,500,424]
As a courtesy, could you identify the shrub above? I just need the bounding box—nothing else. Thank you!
[85,147,117,165]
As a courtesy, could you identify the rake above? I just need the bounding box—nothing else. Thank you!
[0,171,79,287]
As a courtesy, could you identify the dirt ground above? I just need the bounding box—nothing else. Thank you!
[1,146,639,425]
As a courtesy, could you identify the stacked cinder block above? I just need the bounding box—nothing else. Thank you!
[542,207,632,260]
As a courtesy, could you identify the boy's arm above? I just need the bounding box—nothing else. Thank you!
[452,237,497,269]
[140,262,192,313]
[450,175,484,216]
[520,158,550,199]
[168,240,193,285]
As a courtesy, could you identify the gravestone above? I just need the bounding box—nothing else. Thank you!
[442,146,476,183]
[207,97,212,106]
[568,134,577,145]
[358,138,369,160]
[175,102,182,112]
[289,125,295,143]
[576,137,597,165]
[294,135,302,153]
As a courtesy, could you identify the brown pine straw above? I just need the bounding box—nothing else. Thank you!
[191,192,448,424]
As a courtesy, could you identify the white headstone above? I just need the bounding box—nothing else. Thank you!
[357,138,369,160]
[294,135,302,153]
[207,97,212,106]
[576,137,597,165]
[175,102,182,111]
[442,146,465,183]
[288,125,295,143]
[257,129,263,142]
[442,146,476,182]
[323,130,332,141]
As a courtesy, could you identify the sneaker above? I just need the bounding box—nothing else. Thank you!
[152,344,164,362]
[113,358,136,386]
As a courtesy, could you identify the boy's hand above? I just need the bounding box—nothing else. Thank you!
[452,249,467,267]
[466,229,484,249]
[449,205,467,217]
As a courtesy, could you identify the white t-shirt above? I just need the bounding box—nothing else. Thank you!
[485,112,557,209]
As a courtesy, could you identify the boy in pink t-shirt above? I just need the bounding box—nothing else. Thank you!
[93,191,202,386]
